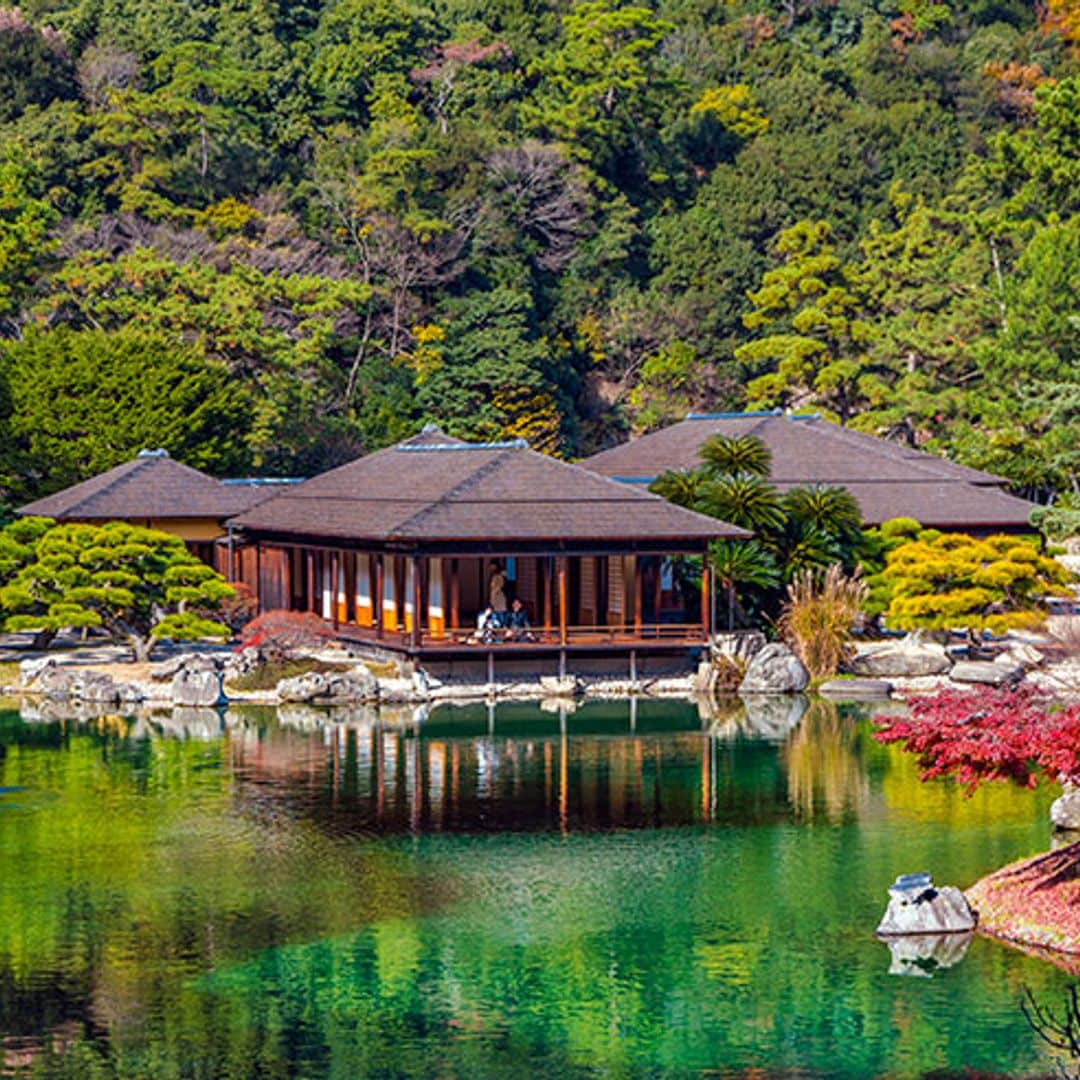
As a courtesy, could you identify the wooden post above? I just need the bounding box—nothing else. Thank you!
[393,558,404,638]
[283,547,293,610]
[630,649,637,689]
[450,558,460,634]
[306,551,315,613]
[374,555,384,639]
[557,556,568,645]
[331,551,340,630]
[255,545,262,610]
[633,556,643,634]
[700,557,710,641]
[543,557,553,635]
[410,556,421,649]
[653,558,663,632]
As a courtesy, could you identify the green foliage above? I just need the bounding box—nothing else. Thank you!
[881,532,1072,636]
[708,538,779,631]
[0,0,1074,512]
[0,521,233,659]
[0,326,249,502]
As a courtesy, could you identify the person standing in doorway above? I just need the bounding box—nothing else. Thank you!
[489,561,508,625]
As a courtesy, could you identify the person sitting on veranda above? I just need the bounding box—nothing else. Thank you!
[505,598,534,641]
[473,604,499,644]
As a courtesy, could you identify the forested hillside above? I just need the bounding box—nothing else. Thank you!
[0,0,1077,509]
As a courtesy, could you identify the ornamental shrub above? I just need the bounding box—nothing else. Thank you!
[779,564,867,680]
[873,685,1080,793]
[238,610,334,662]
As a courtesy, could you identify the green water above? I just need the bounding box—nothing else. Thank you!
[0,696,1073,1078]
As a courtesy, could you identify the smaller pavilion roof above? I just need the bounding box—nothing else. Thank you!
[582,412,1037,530]
[229,427,747,545]
[18,451,282,522]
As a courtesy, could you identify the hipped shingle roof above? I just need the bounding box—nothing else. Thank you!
[582,412,1036,529]
[230,428,746,544]
[18,452,278,521]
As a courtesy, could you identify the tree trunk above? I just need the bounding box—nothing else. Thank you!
[130,635,155,663]
[31,627,57,652]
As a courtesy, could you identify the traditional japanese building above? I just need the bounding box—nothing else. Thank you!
[583,411,1037,533]
[227,428,746,673]
[17,450,289,564]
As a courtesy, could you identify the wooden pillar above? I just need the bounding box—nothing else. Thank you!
[393,558,404,637]
[450,558,460,634]
[306,551,315,613]
[700,556,710,641]
[410,556,421,649]
[543,557,553,634]
[283,547,293,610]
[557,556,568,645]
[633,556,643,634]
[331,551,341,630]
[374,555,384,639]
[653,558,663,632]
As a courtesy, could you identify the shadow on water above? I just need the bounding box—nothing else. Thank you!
[0,695,1074,1078]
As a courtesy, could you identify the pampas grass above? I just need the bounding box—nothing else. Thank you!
[779,565,867,681]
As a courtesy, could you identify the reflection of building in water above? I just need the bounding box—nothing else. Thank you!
[220,700,813,833]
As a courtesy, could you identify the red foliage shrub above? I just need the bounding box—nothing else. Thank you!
[873,685,1080,793]
[237,609,334,661]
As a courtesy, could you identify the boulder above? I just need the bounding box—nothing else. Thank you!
[818,677,893,700]
[540,675,583,698]
[276,671,327,703]
[849,641,951,678]
[320,666,379,703]
[738,643,809,694]
[75,672,120,703]
[710,631,767,664]
[876,873,977,936]
[994,643,1044,669]
[37,665,78,698]
[19,656,55,687]
[949,660,1023,686]
[171,668,226,707]
[222,647,263,681]
[1050,786,1080,832]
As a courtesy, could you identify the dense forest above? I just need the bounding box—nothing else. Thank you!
[0,0,1077,512]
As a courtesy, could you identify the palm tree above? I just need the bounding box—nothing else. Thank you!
[649,468,707,509]
[697,474,786,532]
[709,539,780,630]
[782,485,863,567]
[699,434,772,478]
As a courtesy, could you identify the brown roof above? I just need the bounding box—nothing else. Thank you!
[581,412,1036,529]
[230,428,747,544]
[18,451,282,521]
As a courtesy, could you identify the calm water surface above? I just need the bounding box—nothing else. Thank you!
[0,695,1073,1078]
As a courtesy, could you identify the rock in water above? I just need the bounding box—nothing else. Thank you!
[276,671,327,703]
[172,668,226,707]
[1050,785,1080,831]
[876,872,977,936]
[738,643,809,694]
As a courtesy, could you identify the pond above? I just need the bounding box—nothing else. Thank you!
[0,695,1073,1078]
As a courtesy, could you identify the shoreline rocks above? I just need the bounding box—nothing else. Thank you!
[738,643,809,694]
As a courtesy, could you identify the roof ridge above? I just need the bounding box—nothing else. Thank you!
[388,447,518,537]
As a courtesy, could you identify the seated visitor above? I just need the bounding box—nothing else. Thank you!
[474,605,498,643]
[505,598,534,641]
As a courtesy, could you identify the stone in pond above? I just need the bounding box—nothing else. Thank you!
[738,643,809,694]
[818,678,893,699]
[876,872,976,936]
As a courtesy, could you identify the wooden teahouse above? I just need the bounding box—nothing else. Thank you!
[227,428,747,673]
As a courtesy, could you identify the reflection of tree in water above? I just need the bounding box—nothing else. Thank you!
[783,699,869,823]
[1022,984,1080,1078]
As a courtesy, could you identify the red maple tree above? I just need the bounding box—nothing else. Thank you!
[873,685,1080,794]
